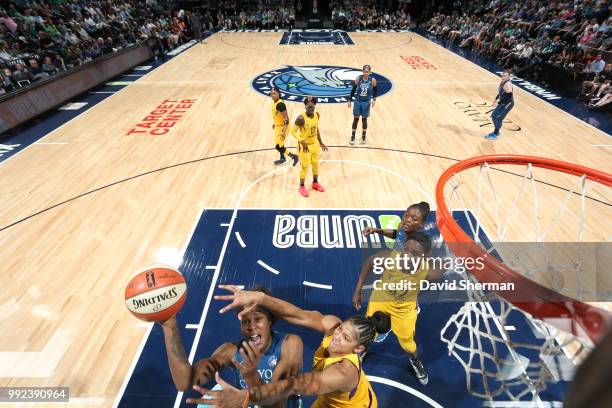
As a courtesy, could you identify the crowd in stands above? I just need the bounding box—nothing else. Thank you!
[0,0,296,95]
[213,0,296,30]
[331,0,413,30]
[3,0,611,111]
[425,0,612,110]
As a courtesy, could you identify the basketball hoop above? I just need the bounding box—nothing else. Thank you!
[435,154,611,404]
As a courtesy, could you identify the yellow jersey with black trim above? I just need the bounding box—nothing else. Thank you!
[375,251,429,304]
[295,112,319,145]
[310,335,377,408]
[272,99,288,126]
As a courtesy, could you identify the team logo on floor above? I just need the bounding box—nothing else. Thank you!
[252,65,392,103]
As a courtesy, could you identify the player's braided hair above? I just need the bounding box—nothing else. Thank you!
[347,312,391,349]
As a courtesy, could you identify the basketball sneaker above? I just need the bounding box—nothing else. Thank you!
[408,357,429,385]
[349,138,355,145]
[290,153,299,167]
[484,133,498,140]
[361,138,366,145]
[299,186,309,197]
[274,157,287,165]
[311,182,325,192]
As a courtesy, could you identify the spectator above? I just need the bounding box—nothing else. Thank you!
[586,53,606,75]
[0,40,14,61]
[1,67,15,91]
[12,62,32,85]
[41,55,59,76]
[27,57,49,81]
[0,11,18,34]
[424,0,611,105]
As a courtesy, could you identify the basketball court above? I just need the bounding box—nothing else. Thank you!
[0,30,610,407]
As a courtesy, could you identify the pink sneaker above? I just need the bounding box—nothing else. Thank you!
[299,186,309,197]
[311,182,325,192]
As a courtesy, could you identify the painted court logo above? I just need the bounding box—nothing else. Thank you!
[252,65,392,103]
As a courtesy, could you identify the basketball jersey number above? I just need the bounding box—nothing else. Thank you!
[310,127,317,138]
[360,84,369,97]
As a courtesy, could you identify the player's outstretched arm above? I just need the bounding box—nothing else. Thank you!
[188,359,358,407]
[159,316,235,391]
[216,285,341,334]
[362,226,397,239]
[352,249,391,309]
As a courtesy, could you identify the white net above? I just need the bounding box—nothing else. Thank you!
[437,158,611,405]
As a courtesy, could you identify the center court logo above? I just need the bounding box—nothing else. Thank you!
[252,65,392,103]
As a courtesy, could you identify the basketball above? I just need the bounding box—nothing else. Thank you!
[124,267,187,322]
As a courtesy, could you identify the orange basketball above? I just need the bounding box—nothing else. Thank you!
[124,267,187,322]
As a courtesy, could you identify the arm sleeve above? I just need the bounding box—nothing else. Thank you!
[349,82,357,100]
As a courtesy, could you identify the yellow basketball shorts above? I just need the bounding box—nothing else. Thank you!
[298,143,320,179]
[367,300,418,354]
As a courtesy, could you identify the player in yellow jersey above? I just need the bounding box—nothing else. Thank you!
[271,87,299,166]
[188,286,391,408]
[353,202,443,386]
[291,96,328,198]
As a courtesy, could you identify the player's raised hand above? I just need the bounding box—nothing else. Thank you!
[186,372,248,407]
[216,285,264,319]
[362,227,376,236]
[232,341,262,381]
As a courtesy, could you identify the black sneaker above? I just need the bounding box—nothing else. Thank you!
[290,153,299,167]
[274,157,287,165]
[409,357,429,385]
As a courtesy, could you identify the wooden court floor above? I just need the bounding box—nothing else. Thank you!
[0,32,610,407]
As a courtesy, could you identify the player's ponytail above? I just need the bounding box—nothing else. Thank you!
[348,312,391,348]
[369,311,391,335]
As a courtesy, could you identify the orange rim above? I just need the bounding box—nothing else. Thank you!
[435,155,612,342]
